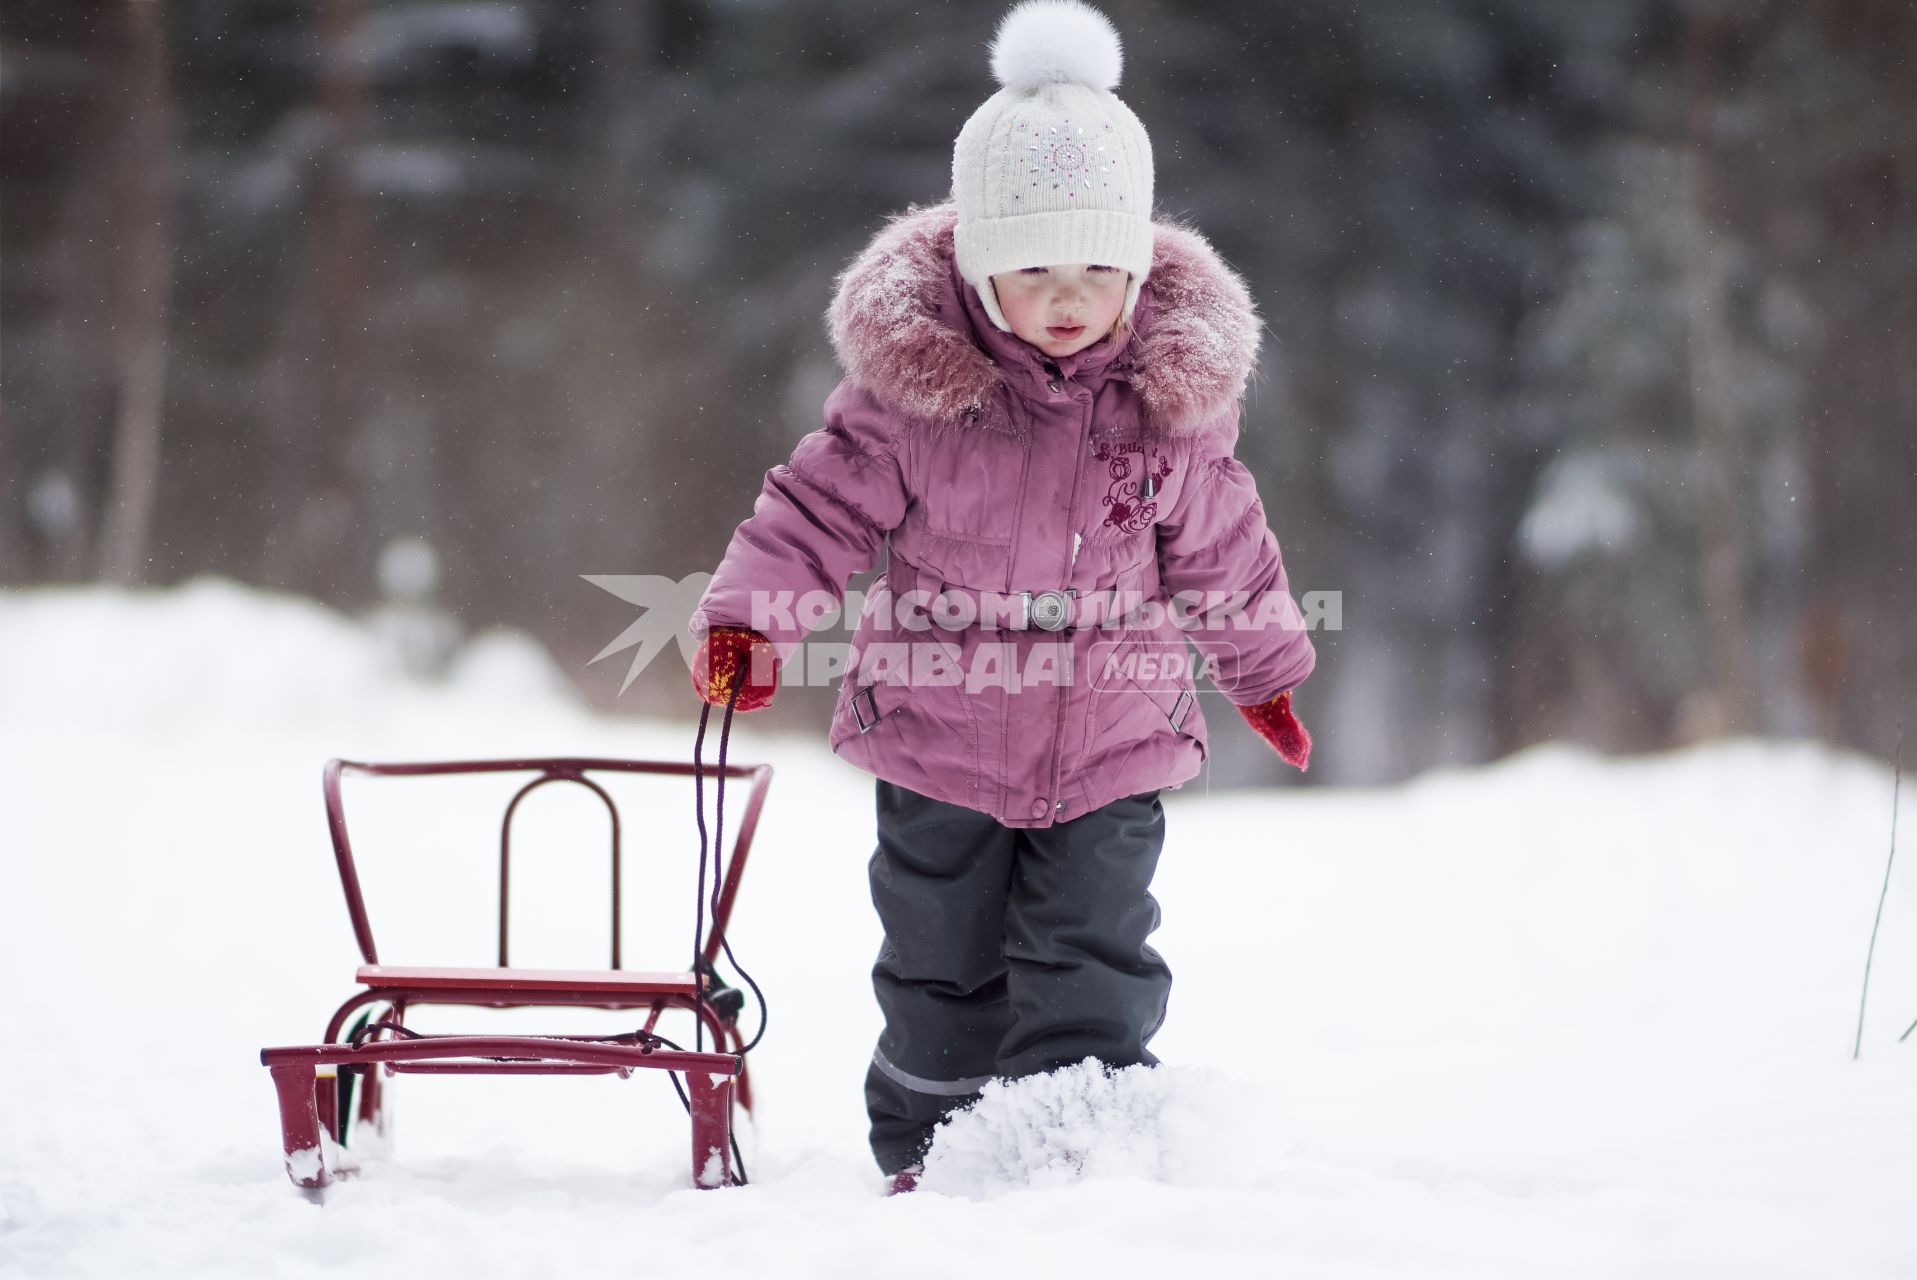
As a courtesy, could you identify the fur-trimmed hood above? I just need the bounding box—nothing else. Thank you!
[826,200,1262,438]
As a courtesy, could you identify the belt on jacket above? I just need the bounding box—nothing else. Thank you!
[913,584,1137,632]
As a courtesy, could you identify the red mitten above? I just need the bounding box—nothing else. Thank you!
[1238,689,1312,771]
[691,626,780,711]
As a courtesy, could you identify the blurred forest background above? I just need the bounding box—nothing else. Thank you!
[2,0,1911,786]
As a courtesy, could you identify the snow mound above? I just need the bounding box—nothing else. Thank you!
[920,1059,1270,1197]
[922,1060,1168,1194]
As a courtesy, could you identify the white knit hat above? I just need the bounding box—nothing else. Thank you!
[951,1,1155,334]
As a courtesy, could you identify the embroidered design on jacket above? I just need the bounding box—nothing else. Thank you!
[1094,441,1175,533]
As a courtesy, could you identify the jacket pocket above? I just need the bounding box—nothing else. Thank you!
[830,659,988,809]
[1084,630,1201,744]
[827,605,981,765]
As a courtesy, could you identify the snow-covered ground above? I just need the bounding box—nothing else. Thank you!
[2,577,1912,1279]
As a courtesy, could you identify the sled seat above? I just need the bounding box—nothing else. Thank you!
[356,964,700,997]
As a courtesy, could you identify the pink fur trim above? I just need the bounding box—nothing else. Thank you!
[826,201,1262,437]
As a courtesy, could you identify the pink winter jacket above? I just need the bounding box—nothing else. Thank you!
[690,200,1316,827]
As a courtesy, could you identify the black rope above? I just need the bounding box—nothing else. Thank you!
[706,693,731,1057]
[648,1029,752,1185]
[350,1019,426,1045]
[709,684,770,1056]
[348,1019,679,1059]
[692,697,714,1050]
[688,679,758,1184]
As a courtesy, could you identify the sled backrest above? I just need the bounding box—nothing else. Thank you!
[320,756,772,973]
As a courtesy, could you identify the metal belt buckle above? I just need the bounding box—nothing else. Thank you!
[852,686,880,733]
[1023,589,1075,632]
[1169,689,1194,732]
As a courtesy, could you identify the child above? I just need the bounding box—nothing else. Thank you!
[687,0,1315,1193]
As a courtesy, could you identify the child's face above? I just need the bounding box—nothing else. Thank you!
[988,263,1129,359]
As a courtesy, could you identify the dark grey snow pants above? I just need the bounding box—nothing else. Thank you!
[863,780,1172,1175]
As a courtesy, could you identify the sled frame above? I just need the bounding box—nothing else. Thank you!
[261,755,772,1193]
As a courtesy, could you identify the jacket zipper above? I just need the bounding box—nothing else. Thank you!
[1048,367,1091,823]
[999,397,1033,823]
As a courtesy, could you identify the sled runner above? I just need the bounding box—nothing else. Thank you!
[260,754,771,1194]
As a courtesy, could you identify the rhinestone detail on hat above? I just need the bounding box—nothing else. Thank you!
[1024,119,1117,201]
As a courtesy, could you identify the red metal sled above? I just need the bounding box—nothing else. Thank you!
[261,756,771,1193]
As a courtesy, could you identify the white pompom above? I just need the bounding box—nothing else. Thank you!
[989,0,1123,93]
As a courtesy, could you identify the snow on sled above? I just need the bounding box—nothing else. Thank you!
[260,755,770,1195]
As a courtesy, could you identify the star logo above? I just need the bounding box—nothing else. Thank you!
[580,572,714,694]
